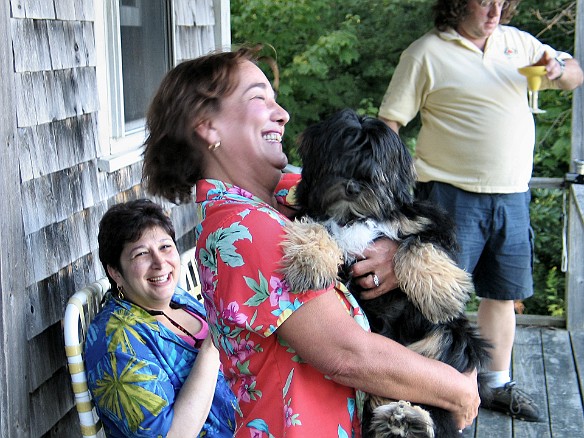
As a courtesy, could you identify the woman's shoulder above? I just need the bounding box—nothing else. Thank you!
[199,179,289,224]
[86,295,117,336]
[85,297,162,356]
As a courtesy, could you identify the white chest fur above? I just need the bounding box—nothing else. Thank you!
[323,218,400,264]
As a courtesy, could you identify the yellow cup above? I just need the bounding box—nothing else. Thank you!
[518,66,547,91]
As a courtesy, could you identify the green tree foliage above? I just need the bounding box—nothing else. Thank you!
[231,0,432,159]
[529,188,566,315]
[511,1,577,316]
[231,0,578,316]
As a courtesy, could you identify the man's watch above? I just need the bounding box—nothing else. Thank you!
[555,57,566,80]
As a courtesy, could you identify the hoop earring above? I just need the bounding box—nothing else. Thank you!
[208,141,221,151]
[116,284,125,300]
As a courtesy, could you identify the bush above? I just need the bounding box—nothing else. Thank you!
[231,0,577,316]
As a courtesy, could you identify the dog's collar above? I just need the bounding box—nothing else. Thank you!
[343,218,377,229]
[320,217,375,228]
[323,218,379,235]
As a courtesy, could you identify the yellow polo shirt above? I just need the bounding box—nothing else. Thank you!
[379,26,570,193]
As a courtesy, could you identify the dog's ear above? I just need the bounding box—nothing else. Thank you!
[297,109,357,172]
[279,218,343,292]
[296,121,325,212]
[360,116,416,206]
[296,110,356,212]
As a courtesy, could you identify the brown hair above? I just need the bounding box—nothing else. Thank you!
[433,0,520,31]
[98,199,175,290]
[142,47,259,204]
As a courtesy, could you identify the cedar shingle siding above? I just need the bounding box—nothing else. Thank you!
[0,0,223,436]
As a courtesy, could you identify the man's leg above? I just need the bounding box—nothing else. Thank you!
[478,298,541,421]
[477,298,515,376]
[473,189,544,422]
[418,183,543,421]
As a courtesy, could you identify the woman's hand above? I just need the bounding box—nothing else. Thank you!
[350,238,399,300]
[452,368,480,431]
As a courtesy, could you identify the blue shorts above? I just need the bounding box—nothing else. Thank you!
[416,181,534,301]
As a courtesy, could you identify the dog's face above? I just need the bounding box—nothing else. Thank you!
[296,109,416,225]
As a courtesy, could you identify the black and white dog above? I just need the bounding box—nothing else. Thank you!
[280,109,491,438]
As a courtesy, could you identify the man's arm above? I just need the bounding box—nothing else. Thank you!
[378,116,402,134]
[556,58,584,90]
[537,52,584,90]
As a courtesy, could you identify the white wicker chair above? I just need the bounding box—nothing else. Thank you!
[63,277,110,438]
[179,246,203,302]
[63,247,201,437]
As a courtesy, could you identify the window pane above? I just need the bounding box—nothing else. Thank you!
[119,0,170,133]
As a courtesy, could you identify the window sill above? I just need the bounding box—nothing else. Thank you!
[97,146,144,173]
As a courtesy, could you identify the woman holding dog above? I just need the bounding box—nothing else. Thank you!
[142,47,480,437]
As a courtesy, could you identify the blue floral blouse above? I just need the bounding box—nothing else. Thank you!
[85,287,236,437]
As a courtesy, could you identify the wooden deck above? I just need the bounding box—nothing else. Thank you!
[462,326,584,438]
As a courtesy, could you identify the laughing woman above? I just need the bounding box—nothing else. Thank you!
[141,47,480,437]
[84,199,236,438]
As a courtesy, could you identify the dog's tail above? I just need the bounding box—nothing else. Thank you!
[367,396,435,438]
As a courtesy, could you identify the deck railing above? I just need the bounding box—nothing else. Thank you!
[566,183,584,330]
[529,176,584,330]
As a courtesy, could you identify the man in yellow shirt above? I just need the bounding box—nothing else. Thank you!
[379,0,583,422]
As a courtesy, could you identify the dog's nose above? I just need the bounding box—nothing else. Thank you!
[345,180,361,197]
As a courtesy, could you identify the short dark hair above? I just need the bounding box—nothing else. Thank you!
[142,47,259,204]
[98,199,175,288]
[433,0,520,31]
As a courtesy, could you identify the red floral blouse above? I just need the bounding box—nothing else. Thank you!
[194,176,369,437]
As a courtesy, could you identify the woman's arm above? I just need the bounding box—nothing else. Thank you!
[167,336,220,438]
[277,289,480,430]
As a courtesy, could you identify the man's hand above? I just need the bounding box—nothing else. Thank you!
[534,51,564,81]
[350,238,399,300]
[534,51,583,89]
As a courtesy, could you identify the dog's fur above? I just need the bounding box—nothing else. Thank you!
[279,109,491,438]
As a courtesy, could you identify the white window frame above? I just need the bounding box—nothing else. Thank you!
[95,0,175,173]
[95,0,231,173]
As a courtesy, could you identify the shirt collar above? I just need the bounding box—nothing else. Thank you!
[437,25,503,52]
[195,178,269,206]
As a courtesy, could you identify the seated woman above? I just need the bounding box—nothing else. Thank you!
[141,47,480,437]
[84,199,236,438]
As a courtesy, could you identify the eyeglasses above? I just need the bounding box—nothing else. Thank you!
[478,0,510,10]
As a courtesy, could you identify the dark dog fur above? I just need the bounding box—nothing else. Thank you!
[279,109,491,438]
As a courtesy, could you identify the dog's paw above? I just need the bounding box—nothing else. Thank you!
[279,218,343,292]
[394,243,473,323]
[370,400,435,438]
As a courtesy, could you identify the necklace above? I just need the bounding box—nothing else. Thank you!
[146,306,202,347]
[117,297,203,347]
